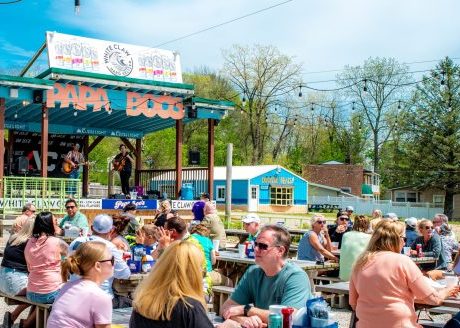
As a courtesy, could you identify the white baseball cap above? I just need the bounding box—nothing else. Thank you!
[92,214,113,234]
[242,213,260,224]
[345,206,354,212]
[405,217,418,228]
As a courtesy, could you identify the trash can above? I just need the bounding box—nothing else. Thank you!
[181,183,194,200]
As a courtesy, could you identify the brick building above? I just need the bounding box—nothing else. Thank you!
[303,161,380,199]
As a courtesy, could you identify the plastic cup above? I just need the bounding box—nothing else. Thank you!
[238,244,246,258]
[269,304,286,315]
[212,239,220,251]
[81,227,89,237]
[207,311,216,322]
[127,260,141,273]
[445,276,459,288]
[331,242,339,251]
[403,247,411,256]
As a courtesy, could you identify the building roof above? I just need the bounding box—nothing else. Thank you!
[309,182,358,198]
[321,161,344,165]
[214,165,306,182]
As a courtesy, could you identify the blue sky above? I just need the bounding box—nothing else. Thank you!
[1,0,460,85]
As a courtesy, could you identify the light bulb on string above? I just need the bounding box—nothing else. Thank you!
[311,103,314,111]
[440,70,445,85]
[298,85,303,98]
[242,95,246,107]
[398,100,401,109]
[14,113,18,119]
[352,101,355,111]
[73,111,78,117]
[75,0,80,14]
[363,79,368,93]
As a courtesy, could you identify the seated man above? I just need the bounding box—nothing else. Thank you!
[242,213,261,242]
[58,199,89,234]
[221,225,312,328]
[12,202,36,233]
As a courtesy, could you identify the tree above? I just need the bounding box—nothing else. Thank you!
[402,57,460,218]
[337,57,412,173]
[222,44,302,164]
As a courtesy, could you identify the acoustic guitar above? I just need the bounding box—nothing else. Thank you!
[62,161,89,175]
[113,154,131,172]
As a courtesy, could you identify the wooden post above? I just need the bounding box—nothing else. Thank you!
[208,119,215,200]
[135,138,142,187]
[40,103,48,178]
[0,98,5,198]
[175,119,183,199]
[7,130,15,175]
[82,135,89,197]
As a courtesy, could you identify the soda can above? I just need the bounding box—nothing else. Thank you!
[281,307,294,328]
[268,313,282,328]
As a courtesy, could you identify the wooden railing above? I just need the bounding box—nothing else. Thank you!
[136,167,209,199]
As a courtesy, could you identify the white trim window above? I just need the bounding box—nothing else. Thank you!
[270,187,293,206]
[395,191,417,202]
[216,186,226,201]
[433,194,445,207]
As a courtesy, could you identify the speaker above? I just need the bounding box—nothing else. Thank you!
[17,156,29,174]
[187,105,197,118]
[32,90,43,104]
[188,150,200,165]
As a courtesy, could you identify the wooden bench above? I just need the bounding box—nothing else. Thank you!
[418,320,446,328]
[0,292,52,328]
[428,306,458,315]
[212,286,234,314]
[314,276,342,284]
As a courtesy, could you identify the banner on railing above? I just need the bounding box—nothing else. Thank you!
[0,198,101,209]
[171,200,216,210]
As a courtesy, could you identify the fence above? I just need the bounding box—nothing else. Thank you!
[309,196,444,218]
[136,168,209,199]
[2,176,81,218]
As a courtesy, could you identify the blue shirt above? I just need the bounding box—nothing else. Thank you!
[298,231,324,261]
[192,234,214,272]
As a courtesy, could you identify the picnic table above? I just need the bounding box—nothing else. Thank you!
[216,250,338,284]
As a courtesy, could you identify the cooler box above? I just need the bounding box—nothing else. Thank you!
[181,183,194,200]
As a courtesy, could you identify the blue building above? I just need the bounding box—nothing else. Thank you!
[213,165,308,213]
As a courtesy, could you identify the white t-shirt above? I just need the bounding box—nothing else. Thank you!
[47,279,112,328]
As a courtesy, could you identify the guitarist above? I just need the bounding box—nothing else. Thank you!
[112,144,134,197]
[64,143,85,197]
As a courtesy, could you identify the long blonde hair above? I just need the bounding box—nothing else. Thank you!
[133,240,206,320]
[353,220,405,271]
[10,217,35,246]
[61,241,108,282]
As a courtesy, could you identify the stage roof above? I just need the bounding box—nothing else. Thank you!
[0,68,234,138]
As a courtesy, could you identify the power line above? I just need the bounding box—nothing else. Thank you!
[153,0,294,47]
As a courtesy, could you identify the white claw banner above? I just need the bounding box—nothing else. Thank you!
[46,31,183,83]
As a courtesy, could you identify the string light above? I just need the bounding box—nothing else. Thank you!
[311,103,314,111]
[74,0,80,14]
[398,100,401,109]
[298,85,303,97]
[352,101,355,111]
[147,99,153,109]
[363,79,368,93]
[242,94,246,107]
[440,70,445,85]
[14,112,18,119]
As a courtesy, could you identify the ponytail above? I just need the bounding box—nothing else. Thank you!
[61,255,82,282]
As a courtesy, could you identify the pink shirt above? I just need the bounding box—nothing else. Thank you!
[204,201,217,216]
[350,251,436,328]
[25,235,62,293]
[47,279,112,328]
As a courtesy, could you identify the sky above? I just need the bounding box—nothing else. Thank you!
[1,0,460,86]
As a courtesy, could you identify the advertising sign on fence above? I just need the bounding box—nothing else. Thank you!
[171,200,216,211]
[0,198,102,210]
[101,199,158,210]
[46,31,183,83]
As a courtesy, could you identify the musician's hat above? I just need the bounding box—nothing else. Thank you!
[74,143,80,149]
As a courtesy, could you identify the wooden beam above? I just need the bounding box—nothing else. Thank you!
[208,119,215,200]
[82,135,89,197]
[135,138,142,187]
[87,136,104,154]
[7,131,14,175]
[40,103,48,178]
[0,98,5,197]
[175,119,183,199]
[120,138,136,154]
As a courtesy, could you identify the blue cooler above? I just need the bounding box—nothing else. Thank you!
[181,183,194,200]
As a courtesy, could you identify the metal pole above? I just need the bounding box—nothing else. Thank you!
[225,143,233,227]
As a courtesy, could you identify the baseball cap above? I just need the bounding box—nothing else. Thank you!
[345,206,354,212]
[200,192,210,200]
[92,214,113,234]
[242,213,260,224]
[405,217,418,228]
[384,212,398,221]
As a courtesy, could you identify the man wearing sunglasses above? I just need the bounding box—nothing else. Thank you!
[222,225,311,328]
[68,214,131,306]
[12,202,36,233]
[328,211,352,249]
[58,199,88,235]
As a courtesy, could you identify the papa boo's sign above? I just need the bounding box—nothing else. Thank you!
[46,83,184,120]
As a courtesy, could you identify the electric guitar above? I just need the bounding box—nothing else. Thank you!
[62,161,90,174]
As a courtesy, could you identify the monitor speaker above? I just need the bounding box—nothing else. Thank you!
[188,150,200,165]
[33,90,43,104]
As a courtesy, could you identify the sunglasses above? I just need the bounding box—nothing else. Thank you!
[339,217,349,221]
[66,205,76,209]
[400,236,407,242]
[254,241,276,251]
[424,226,434,230]
[316,220,326,225]
[99,256,115,266]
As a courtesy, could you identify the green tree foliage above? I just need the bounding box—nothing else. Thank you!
[400,57,460,218]
[338,57,412,173]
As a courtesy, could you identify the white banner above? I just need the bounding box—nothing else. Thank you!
[171,200,216,211]
[0,198,102,210]
[46,31,183,83]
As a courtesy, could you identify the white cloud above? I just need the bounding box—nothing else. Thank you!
[1,40,35,58]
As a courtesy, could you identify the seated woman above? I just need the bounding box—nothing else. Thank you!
[350,220,458,328]
[410,219,447,270]
[47,241,113,328]
[154,200,175,227]
[110,214,130,252]
[130,240,238,328]
[24,212,68,327]
[339,215,372,281]
[298,214,338,262]
[0,217,34,328]
[191,224,232,287]
[328,211,352,249]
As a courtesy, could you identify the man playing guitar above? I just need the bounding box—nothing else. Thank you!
[112,144,134,197]
[64,143,85,197]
